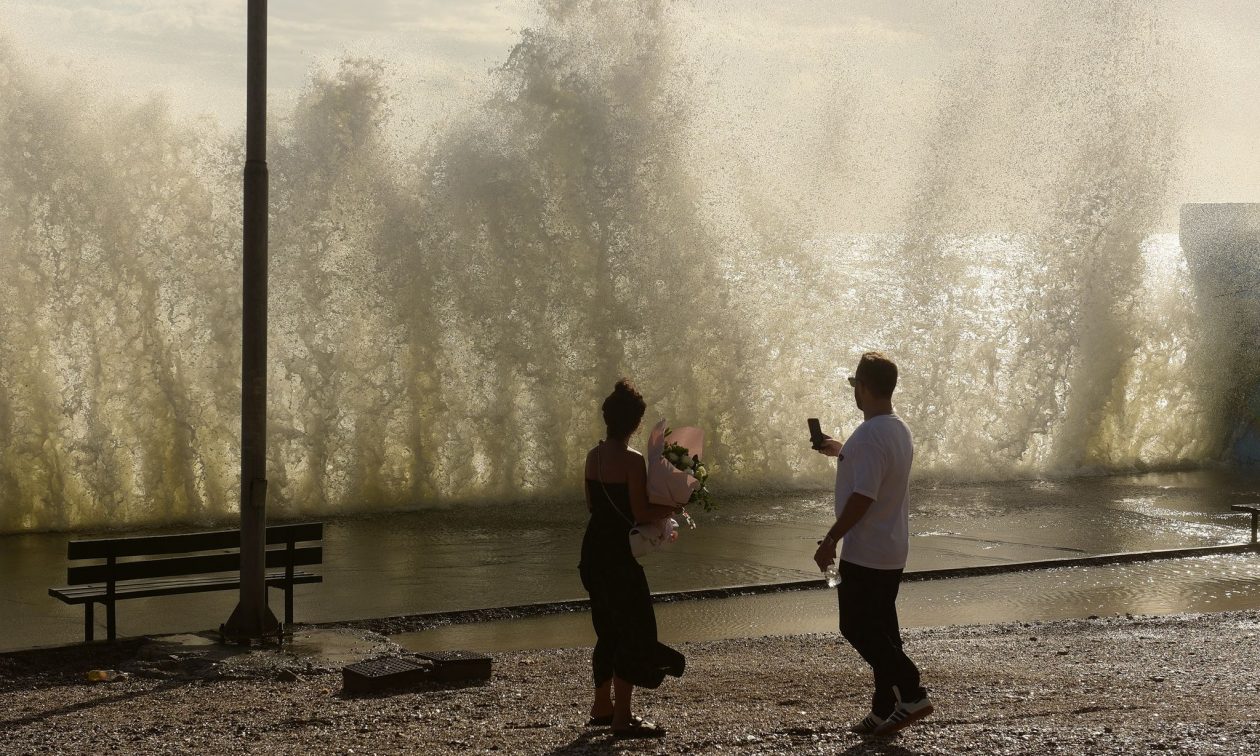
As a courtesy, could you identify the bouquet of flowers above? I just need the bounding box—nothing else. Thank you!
[646,420,716,519]
[661,436,715,514]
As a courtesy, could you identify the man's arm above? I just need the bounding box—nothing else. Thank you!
[813,492,874,571]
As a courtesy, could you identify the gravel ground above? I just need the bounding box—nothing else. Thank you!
[1,609,1258,755]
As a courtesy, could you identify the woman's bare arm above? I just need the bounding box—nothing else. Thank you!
[583,450,595,512]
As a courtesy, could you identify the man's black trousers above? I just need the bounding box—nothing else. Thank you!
[837,559,927,717]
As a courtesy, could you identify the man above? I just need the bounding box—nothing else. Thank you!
[813,352,933,736]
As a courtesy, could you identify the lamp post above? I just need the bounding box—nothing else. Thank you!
[223,0,278,642]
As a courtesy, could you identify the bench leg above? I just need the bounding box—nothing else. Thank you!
[285,585,294,627]
[85,602,94,643]
[107,600,116,642]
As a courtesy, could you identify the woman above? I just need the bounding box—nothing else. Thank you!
[580,379,687,739]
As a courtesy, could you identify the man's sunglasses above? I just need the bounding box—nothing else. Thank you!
[847,376,860,387]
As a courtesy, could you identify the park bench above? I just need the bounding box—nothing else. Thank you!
[49,522,323,642]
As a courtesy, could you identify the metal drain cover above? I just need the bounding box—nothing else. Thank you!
[342,656,430,694]
[413,650,493,682]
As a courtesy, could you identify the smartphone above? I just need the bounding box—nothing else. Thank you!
[807,418,829,449]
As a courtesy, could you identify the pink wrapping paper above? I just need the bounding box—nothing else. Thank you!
[646,419,703,506]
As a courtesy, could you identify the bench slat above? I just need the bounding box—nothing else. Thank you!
[66,546,322,585]
[67,522,324,559]
[51,570,323,597]
[50,572,322,603]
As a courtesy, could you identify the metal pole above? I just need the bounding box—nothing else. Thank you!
[223,0,278,641]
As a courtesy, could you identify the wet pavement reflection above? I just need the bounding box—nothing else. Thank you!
[395,553,1260,652]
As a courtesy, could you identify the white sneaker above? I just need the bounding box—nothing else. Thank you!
[872,694,934,736]
[848,712,886,735]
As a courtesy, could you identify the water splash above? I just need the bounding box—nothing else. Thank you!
[0,2,1238,533]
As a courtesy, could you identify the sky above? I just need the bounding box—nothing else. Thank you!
[0,0,533,130]
[2,1,1259,223]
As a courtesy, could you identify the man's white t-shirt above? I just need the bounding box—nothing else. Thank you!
[834,413,914,570]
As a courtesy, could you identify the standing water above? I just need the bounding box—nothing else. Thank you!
[3,470,1258,651]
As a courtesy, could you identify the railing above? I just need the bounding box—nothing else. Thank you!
[1233,504,1260,545]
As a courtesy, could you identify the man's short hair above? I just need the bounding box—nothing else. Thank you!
[855,352,898,397]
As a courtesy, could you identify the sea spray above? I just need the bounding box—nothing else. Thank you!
[0,1,1238,533]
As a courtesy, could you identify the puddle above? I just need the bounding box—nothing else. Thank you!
[280,628,392,667]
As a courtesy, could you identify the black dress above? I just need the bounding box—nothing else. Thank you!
[579,477,685,689]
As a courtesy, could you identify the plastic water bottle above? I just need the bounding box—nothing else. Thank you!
[824,564,841,588]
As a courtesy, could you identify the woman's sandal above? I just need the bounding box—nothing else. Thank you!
[587,714,643,728]
[612,720,666,739]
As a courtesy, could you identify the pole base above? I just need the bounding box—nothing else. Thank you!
[220,601,280,644]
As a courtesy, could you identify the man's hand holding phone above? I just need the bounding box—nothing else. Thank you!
[808,418,842,457]
[814,438,843,457]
